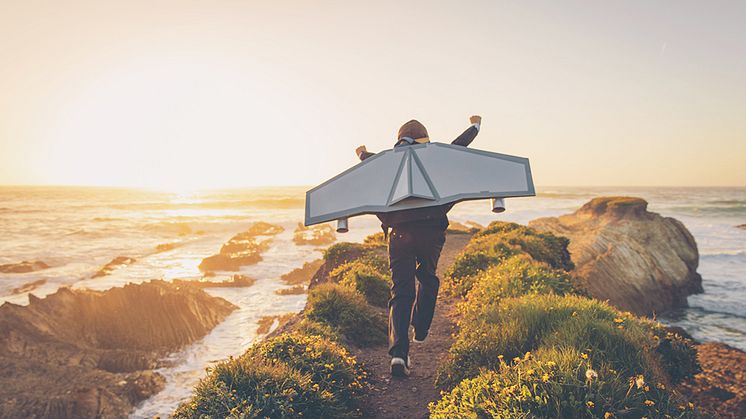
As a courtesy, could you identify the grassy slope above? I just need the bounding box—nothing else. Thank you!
[173,222,704,418]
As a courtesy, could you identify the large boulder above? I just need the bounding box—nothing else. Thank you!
[0,280,237,418]
[529,197,702,315]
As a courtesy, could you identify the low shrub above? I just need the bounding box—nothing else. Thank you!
[437,294,697,388]
[248,333,366,414]
[461,254,585,315]
[294,318,341,342]
[331,261,391,307]
[173,356,352,418]
[466,223,574,272]
[363,232,387,247]
[430,347,699,419]
[323,242,388,274]
[305,283,387,347]
[444,250,513,296]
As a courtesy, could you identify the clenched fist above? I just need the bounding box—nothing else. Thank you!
[355,145,367,157]
[470,115,482,125]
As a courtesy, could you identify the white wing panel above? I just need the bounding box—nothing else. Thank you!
[308,151,404,216]
[416,145,529,197]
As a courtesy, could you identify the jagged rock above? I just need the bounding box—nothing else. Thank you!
[92,256,136,278]
[737,224,746,230]
[172,274,256,288]
[10,279,46,294]
[198,222,282,272]
[0,260,50,273]
[529,197,703,315]
[293,223,336,246]
[0,280,236,418]
[281,259,324,285]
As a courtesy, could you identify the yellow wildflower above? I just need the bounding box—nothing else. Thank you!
[524,351,532,360]
[580,353,589,359]
[613,318,624,323]
[656,383,666,390]
[604,413,614,419]
[542,373,550,383]
[644,400,655,407]
[586,401,595,408]
[585,368,598,381]
[635,375,645,389]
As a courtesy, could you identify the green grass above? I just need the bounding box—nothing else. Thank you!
[331,261,391,307]
[305,283,387,347]
[431,347,698,419]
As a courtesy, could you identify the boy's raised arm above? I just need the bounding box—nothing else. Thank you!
[451,115,482,147]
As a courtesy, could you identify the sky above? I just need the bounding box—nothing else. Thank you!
[1,0,744,189]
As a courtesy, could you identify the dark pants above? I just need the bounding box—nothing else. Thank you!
[387,225,446,358]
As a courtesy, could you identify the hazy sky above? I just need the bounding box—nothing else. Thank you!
[1,0,744,189]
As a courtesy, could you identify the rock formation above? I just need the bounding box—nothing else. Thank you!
[529,197,702,315]
[0,280,236,418]
[0,260,49,273]
[293,223,336,246]
[737,224,746,230]
[92,256,136,278]
[198,222,283,272]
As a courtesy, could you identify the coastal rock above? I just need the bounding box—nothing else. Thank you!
[281,259,324,285]
[529,197,703,315]
[0,260,50,273]
[293,223,336,246]
[198,222,283,272]
[172,274,256,288]
[737,224,746,230]
[10,278,46,294]
[0,280,237,418]
[92,256,135,278]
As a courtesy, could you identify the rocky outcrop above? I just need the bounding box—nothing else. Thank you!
[529,197,703,315]
[172,274,256,288]
[10,279,46,294]
[293,223,336,246]
[737,224,746,231]
[0,260,49,273]
[198,222,283,272]
[0,280,236,418]
[92,256,135,278]
[281,259,324,285]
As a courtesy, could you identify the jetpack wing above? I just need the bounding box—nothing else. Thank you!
[304,142,535,229]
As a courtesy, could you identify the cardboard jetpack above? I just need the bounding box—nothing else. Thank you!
[304,142,535,232]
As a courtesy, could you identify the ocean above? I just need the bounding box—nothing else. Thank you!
[1,185,744,417]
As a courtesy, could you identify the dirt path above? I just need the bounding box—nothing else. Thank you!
[353,232,471,419]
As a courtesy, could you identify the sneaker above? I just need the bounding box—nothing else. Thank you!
[390,356,411,377]
[412,330,427,344]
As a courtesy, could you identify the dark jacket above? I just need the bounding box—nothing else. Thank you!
[359,125,479,231]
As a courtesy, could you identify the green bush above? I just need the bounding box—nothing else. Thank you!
[467,223,574,272]
[248,333,366,414]
[323,242,388,275]
[444,250,513,296]
[430,347,699,419]
[173,355,352,418]
[331,261,391,307]
[363,232,387,247]
[294,318,342,342]
[437,294,697,388]
[462,254,584,314]
[306,283,387,347]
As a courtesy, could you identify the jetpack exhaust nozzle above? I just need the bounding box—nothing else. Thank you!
[336,218,349,233]
[491,198,506,213]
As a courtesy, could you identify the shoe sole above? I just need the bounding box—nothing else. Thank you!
[391,363,410,377]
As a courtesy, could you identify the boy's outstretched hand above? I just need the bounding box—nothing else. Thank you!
[470,115,482,125]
